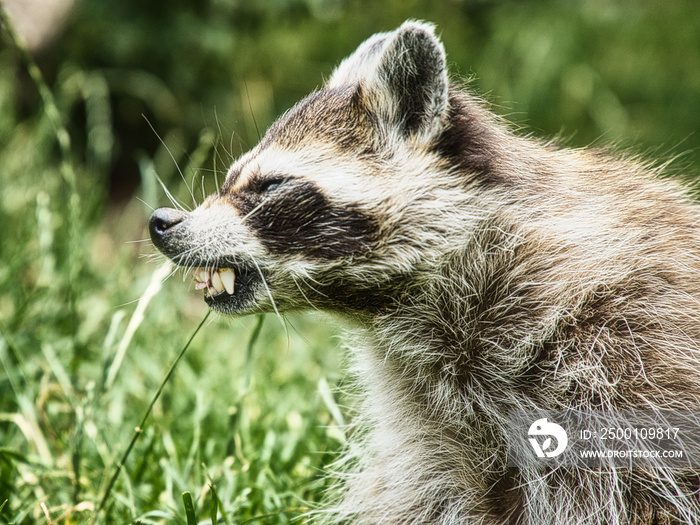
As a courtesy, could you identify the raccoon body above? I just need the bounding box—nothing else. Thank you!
[149,22,700,524]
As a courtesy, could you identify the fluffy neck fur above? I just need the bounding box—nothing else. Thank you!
[329,118,700,523]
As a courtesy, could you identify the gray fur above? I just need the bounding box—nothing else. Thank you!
[150,21,700,524]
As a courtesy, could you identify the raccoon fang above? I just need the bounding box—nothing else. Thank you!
[150,21,700,524]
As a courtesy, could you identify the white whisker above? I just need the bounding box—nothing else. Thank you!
[143,115,196,209]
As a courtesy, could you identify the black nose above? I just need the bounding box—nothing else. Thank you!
[149,207,188,251]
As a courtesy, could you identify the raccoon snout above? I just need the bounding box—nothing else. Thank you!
[149,207,189,253]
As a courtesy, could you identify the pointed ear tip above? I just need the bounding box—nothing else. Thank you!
[398,20,438,34]
[396,20,440,41]
[394,20,445,57]
[327,20,446,90]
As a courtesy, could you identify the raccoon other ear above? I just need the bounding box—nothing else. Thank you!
[329,21,449,142]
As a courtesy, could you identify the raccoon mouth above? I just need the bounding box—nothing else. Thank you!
[189,266,255,312]
[183,263,258,313]
[191,267,236,298]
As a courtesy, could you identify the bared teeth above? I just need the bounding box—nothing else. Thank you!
[193,268,208,290]
[191,267,235,296]
[211,271,224,294]
[219,268,235,295]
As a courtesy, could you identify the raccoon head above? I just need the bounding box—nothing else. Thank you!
[149,21,493,316]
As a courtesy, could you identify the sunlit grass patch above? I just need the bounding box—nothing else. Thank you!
[0,7,345,522]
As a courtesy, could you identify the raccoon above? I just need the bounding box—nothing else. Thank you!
[149,21,700,524]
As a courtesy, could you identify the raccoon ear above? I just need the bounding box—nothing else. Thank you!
[329,21,449,142]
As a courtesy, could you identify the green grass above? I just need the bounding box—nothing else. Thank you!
[1,1,699,523]
[0,8,345,523]
[2,291,345,525]
[0,103,346,522]
[1,183,345,524]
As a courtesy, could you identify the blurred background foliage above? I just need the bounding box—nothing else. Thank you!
[9,0,700,205]
[1,0,699,523]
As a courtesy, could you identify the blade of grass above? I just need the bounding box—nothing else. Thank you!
[209,484,219,525]
[208,482,231,525]
[182,491,196,525]
[93,309,212,522]
[240,314,264,397]
[103,262,173,391]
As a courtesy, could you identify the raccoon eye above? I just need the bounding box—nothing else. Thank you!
[252,176,287,194]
